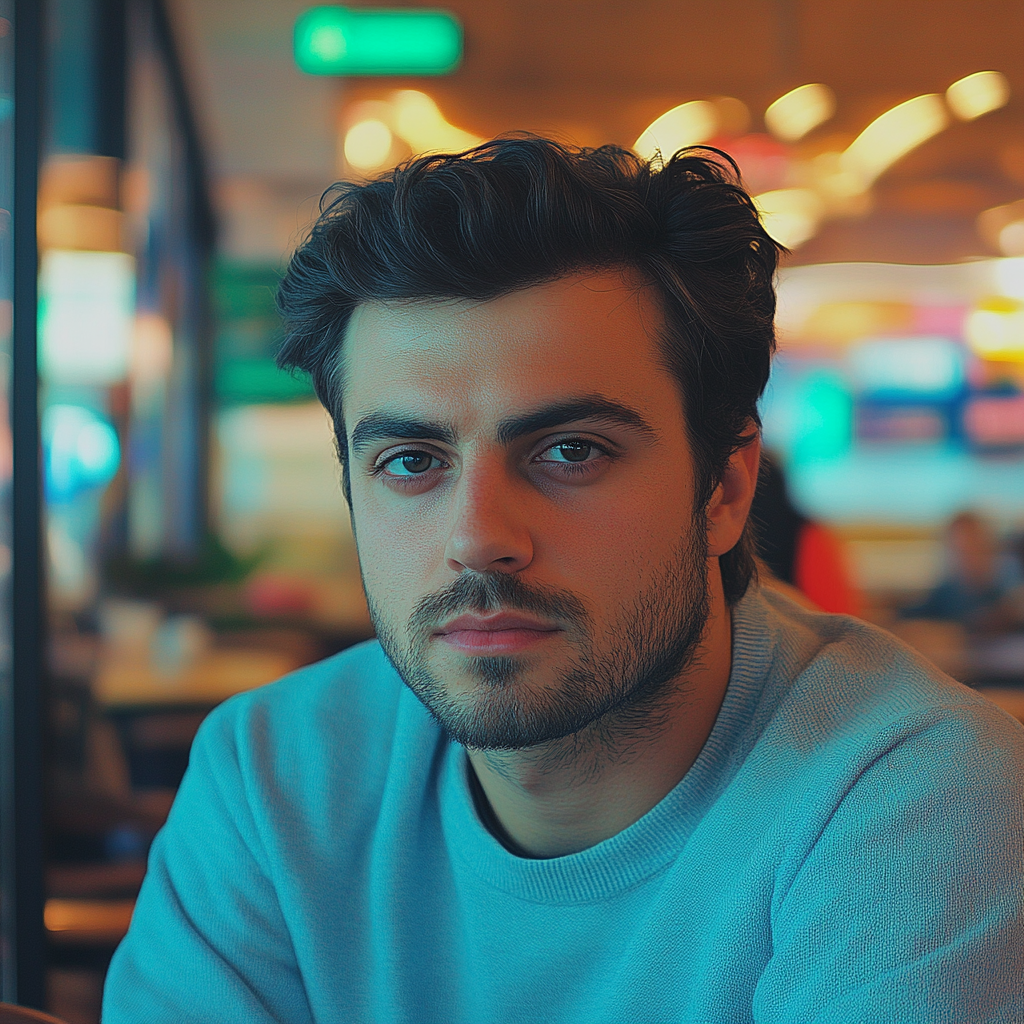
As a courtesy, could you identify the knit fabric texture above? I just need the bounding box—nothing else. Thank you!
[103,587,1024,1023]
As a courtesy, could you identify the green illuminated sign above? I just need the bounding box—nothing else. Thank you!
[294,7,463,76]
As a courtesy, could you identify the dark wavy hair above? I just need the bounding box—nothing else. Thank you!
[276,136,783,604]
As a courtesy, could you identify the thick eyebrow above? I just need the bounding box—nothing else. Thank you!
[495,395,658,446]
[348,395,657,459]
[349,414,458,457]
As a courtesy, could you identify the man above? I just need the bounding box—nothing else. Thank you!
[104,140,1024,1023]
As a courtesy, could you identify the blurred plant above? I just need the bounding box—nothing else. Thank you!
[103,533,264,599]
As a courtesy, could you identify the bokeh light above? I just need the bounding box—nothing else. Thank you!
[633,101,717,161]
[343,118,394,171]
[754,188,825,248]
[946,71,1010,121]
[43,404,121,502]
[764,84,836,142]
[841,94,949,188]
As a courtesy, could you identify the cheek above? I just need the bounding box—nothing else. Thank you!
[353,496,444,616]
[542,498,691,606]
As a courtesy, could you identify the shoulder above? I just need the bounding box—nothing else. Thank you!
[207,638,399,727]
[744,586,1024,765]
[735,590,1024,906]
[192,639,427,785]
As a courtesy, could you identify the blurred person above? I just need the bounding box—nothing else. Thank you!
[903,510,1024,633]
[104,140,1024,1024]
[751,452,863,615]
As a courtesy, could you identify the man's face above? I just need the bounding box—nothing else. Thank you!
[342,271,713,751]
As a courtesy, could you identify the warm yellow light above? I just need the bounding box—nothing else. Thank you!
[712,96,751,136]
[37,204,126,253]
[391,90,482,154]
[344,119,394,171]
[978,200,1024,256]
[840,94,948,187]
[633,101,718,162]
[946,71,1010,121]
[764,84,836,143]
[799,302,914,345]
[808,150,872,209]
[1000,221,1024,257]
[754,188,825,248]
[964,297,1024,361]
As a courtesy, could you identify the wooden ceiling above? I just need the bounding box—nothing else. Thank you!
[337,0,1024,264]
[175,0,1023,263]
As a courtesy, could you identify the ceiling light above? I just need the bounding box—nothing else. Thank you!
[633,101,718,162]
[391,91,481,154]
[977,199,1024,257]
[754,188,825,248]
[764,84,836,143]
[999,221,1024,257]
[343,119,394,171]
[840,94,948,187]
[946,71,1010,121]
[711,96,751,137]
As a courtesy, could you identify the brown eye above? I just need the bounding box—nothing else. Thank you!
[533,437,613,477]
[543,440,597,463]
[382,450,440,476]
[555,442,592,462]
[400,453,433,473]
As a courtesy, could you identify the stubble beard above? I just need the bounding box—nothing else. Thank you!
[366,513,711,761]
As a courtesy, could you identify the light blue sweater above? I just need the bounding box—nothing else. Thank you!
[103,588,1024,1023]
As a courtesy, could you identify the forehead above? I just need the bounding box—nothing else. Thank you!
[341,271,675,426]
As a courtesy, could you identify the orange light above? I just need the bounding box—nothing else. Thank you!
[764,84,836,143]
[841,95,948,187]
[754,189,824,248]
[946,71,1010,120]
[633,101,718,162]
[343,119,394,172]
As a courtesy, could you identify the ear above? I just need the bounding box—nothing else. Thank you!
[706,431,761,558]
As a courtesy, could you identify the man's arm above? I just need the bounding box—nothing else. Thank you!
[754,704,1024,1024]
[102,699,314,1024]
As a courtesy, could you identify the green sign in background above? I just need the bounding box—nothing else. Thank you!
[214,263,314,406]
[294,7,463,76]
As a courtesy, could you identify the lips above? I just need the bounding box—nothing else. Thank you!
[434,612,561,654]
[438,612,558,635]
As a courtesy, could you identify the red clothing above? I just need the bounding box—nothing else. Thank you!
[794,522,863,616]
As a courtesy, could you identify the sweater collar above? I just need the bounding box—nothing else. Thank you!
[438,587,778,903]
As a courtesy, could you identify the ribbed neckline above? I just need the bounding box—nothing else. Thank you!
[438,588,779,904]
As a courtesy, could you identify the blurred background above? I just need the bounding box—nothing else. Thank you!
[1,0,1023,1018]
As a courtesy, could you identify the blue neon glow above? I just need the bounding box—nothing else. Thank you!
[44,404,121,501]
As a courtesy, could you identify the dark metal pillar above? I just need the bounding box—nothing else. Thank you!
[9,0,46,1007]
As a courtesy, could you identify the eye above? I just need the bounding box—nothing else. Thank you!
[380,450,444,477]
[531,437,615,482]
[538,440,604,464]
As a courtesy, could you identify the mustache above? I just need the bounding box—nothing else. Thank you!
[408,572,590,640]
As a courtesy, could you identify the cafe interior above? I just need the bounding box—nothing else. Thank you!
[1,0,1023,1019]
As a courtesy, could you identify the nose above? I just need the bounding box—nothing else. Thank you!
[444,457,534,574]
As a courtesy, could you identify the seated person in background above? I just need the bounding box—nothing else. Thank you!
[903,510,1024,634]
[103,140,1024,1024]
[749,452,863,616]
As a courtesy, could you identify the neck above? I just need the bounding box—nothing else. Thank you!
[466,559,733,858]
